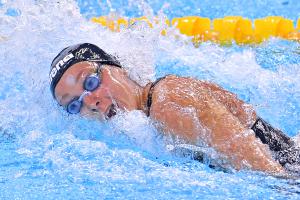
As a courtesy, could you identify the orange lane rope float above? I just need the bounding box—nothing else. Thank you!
[91,15,300,45]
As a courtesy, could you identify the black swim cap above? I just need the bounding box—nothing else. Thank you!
[49,43,122,99]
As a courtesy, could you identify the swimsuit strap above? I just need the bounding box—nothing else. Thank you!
[146,76,167,116]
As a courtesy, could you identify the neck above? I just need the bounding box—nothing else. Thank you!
[136,82,152,115]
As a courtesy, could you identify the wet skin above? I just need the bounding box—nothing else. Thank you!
[55,61,284,173]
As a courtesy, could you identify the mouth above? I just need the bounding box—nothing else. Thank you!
[105,103,117,119]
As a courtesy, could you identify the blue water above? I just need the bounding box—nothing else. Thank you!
[0,0,300,199]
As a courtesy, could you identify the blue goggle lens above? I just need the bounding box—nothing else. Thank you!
[67,99,82,114]
[84,75,100,91]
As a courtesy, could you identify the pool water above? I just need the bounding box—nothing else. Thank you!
[0,0,300,199]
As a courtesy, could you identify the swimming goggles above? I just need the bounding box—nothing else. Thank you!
[66,63,101,114]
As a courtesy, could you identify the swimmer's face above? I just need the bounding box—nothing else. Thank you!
[55,61,140,120]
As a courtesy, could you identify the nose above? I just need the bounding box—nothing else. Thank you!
[83,92,102,112]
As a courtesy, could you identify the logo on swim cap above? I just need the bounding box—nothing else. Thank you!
[49,53,74,82]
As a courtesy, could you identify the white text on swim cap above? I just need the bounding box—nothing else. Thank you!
[50,53,74,82]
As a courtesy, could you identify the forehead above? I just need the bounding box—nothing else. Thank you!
[54,61,96,103]
[62,61,96,75]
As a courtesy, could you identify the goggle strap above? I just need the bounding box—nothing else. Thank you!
[78,91,91,102]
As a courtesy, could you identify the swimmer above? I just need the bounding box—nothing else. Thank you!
[49,43,300,174]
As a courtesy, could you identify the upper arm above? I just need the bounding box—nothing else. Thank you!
[203,82,257,128]
[150,86,283,172]
[150,101,210,143]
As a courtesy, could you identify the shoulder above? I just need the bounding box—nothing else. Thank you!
[154,75,204,90]
[153,75,210,96]
[149,75,208,112]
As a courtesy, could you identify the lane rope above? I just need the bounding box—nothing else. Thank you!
[92,15,300,45]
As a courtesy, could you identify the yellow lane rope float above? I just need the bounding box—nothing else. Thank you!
[91,15,300,45]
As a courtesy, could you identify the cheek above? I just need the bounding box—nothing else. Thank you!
[110,87,135,110]
[100,86,113,98]
[100,76,133,108]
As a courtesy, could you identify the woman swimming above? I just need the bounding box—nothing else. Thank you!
[49,43,300,174]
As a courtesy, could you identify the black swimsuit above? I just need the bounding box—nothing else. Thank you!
[147,77,300,169]
[251,118,300,168]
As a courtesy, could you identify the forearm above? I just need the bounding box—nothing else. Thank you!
[219,130,284,172]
